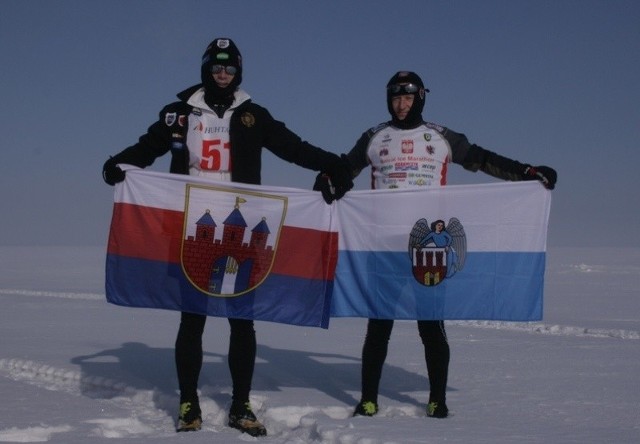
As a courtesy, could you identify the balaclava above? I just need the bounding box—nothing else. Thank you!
[201,38,243,108]
[386,71,429,129]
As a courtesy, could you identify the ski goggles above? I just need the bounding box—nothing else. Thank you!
[387,83,421,94]
[211,65,238,75]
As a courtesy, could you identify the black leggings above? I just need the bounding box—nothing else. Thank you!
[361,319,450,404]
[175,312,256,404]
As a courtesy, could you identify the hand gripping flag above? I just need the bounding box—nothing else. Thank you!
[106,169,338,328]
[330,182,551,321]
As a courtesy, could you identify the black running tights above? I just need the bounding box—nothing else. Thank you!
[175,312,256,404]
[360,319,450,404]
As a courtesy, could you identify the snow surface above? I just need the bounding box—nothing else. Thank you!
[0,246,638,443]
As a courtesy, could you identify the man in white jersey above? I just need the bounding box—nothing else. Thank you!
[102,37,353,437]
[315,71,556,419]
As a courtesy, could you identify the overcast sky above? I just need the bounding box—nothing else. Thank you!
[1,0,638,248]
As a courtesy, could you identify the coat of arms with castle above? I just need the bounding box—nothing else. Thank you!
[181,184,287,297]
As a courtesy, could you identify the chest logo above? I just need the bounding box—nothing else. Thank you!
[241,112,256,128]
[165,112,176,127]
[401,139,414,154]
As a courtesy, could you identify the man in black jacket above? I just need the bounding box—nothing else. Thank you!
[102,37,352,437]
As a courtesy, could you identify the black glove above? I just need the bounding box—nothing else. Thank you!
[523,165,557,190]
[102,157,126,186]
[326,154,354,201]
[313,172,335,204]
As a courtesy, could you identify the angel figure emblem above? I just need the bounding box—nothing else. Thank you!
[408,218,467,286]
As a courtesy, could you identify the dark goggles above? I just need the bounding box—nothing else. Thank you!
[387,83,421,94]
[211,65,238,75]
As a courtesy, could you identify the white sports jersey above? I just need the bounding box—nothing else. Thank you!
[367,123,453,189]
[186,109,232,181]
[184,88,251,181]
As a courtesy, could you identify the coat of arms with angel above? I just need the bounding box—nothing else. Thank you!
[408,218,467,286]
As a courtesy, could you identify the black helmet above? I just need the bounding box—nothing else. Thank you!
[386,71,429,128]
[201,38,243,99]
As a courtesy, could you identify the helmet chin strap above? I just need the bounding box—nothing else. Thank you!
[203,86,235,117]
[391,113,423,129]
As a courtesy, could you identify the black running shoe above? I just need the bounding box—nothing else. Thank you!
[228,402,267,437]
[427,401,449,418]
[176,400,202,432]
[353,400,379,417]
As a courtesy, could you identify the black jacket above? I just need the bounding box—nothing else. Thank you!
[108,85,342,185]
